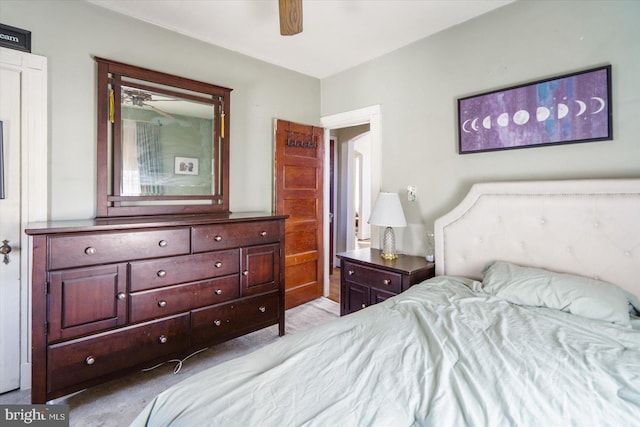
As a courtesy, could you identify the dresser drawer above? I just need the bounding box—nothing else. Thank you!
[47,313,189,393]
[129,249,239,292]
[129,275,239,323]
[191,292,279,346]
[49,228,190,270]
[342,261,402,294]
[192,220,280,253]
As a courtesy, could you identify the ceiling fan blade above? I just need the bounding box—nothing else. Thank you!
[279,0,303,36]
[144,103,176,120]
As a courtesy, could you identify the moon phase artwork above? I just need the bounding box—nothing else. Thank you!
[457,65,612,154]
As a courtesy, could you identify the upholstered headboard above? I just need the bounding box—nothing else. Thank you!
[434,179,640,298]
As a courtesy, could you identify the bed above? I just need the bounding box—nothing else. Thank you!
[131,179,640,426]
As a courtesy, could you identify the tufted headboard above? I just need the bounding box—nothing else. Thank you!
[434,179,640,298]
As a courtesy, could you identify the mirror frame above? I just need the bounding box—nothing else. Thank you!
[95,57,232,218]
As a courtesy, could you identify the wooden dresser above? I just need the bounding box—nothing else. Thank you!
[26,212,286,403]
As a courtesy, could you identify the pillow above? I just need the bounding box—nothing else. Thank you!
[481,261,631,326]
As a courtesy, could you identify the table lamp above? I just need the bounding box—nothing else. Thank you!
[368,192,407,260]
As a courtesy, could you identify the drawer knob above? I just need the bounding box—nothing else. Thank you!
[158,335,168,344]
[84,247,96,256]
[242,270,249,276]
[383,279,391,285]
[214,289,222,295]
[258,306,266,313]
[213,319,222,326]
[214,235,222,242]
[158,300,167,308]
[158,240,168,248]
[85,356,96,365]
[260,231,267,237]
[157,270,167,278]
[214,261,223,268]
[348,270,355,276]
[116,292,126,301]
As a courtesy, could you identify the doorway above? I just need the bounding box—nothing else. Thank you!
[321,105,382,300]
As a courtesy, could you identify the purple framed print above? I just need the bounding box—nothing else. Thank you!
[457,65,612,154]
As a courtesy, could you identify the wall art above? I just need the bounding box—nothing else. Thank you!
[458,65,612,154]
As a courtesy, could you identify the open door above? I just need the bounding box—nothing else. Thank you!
[274,119,324,309]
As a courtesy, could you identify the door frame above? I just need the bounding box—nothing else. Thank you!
[0,47,48,390]
[320,105,381,296]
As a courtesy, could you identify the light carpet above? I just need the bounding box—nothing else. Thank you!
[0,297,339,426]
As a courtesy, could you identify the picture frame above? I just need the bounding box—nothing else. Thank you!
[174,156,199,175]
[457,65,612,154]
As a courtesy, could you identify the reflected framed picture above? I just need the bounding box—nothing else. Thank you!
[457,65,612,154]
[174,156,199,175]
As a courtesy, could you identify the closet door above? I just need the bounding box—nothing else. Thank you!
[0,47,47,393]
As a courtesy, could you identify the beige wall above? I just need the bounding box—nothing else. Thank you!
[321,0,640,256]
[1,0,321,219]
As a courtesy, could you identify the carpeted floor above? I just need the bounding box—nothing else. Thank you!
[0,297,339,426]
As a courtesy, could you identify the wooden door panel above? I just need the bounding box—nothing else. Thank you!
[285,227,317,254]
[284,165,318,189]
[241,244,280,296]
[275,119,323,309]
[284,198,317,221]
[48,264,127,343]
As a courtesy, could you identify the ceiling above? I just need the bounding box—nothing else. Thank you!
[88,0,515,79]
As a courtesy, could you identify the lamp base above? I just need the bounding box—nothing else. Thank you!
[380,226,398,260]
[380,251,398,260]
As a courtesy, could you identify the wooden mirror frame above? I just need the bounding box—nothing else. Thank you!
[95,57,232,218]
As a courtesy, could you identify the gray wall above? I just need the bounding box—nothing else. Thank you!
[321,0,640,255]
[4,0,639,256]
[2,0,321,219]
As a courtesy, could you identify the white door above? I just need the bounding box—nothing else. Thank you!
[0,47,47,392]
[0,64,22,392]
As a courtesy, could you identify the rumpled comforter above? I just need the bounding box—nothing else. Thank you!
[131,276,640,426]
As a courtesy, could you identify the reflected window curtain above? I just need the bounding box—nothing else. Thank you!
[121,120,141,195]
[136,121,163,195]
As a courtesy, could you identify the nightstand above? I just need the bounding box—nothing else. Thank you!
[337,248,435,316]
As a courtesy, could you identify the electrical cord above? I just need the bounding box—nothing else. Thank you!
[141,347,209,374]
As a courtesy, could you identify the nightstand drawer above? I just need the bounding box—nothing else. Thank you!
[342,261,402,293]
[342,261,372,286]
[369,270,402,294]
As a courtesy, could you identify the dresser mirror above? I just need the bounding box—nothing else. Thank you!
[95,58,232,217]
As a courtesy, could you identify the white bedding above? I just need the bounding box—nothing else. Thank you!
[132,276,640,426]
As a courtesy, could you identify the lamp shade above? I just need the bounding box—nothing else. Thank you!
[368,192,407,227]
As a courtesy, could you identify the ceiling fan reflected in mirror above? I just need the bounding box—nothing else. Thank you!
[121,88,176,119]
[279,0,303,36]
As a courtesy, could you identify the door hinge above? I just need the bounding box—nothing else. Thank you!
[44,321,49,335]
